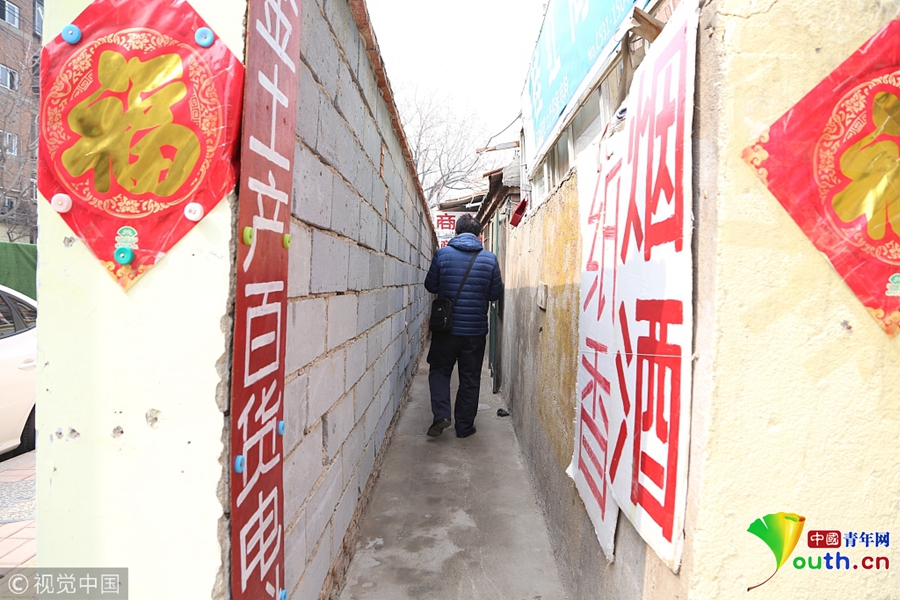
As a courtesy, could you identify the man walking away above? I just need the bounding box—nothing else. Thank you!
[424,214,503,438]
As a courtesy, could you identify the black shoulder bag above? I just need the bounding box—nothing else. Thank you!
[429,250,481,333]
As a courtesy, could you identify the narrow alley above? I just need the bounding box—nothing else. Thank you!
[339,356,566,600]
[1,0,898,599]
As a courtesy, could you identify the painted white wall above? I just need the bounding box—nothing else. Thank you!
[37,2,246,598]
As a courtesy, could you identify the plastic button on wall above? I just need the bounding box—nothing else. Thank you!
[184,202,204,222]
[114,247,134,265]
[195,27,214,47]
[62,24,82,44]
[51,193,73,213]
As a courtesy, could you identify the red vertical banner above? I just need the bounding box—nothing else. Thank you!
[231,1,301,599]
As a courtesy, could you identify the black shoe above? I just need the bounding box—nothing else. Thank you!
[456,427,476,438]
[427,418,452,437]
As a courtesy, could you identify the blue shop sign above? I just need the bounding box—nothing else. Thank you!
[527,0,650,157]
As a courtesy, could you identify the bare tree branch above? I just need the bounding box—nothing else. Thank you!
[395,85,492,208]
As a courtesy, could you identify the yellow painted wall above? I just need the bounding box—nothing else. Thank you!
[679,0,900,598]
[501,173,584,472]
[534,174,582,469]
[37,2,246,598]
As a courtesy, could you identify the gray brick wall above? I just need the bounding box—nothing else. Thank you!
[282,1,434,597]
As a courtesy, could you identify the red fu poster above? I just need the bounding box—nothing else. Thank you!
[38,0,244,289]
[744,18,900,336]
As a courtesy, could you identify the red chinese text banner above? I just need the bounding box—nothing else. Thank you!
[432,211,477,248]
[743,18,900,336]
[230,1,301,599]
[38,0,244,290]
[570,0,699,571]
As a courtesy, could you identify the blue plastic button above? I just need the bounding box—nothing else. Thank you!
[234,455,246,474]
[114,247,134,265]
[62,25,82,44]
[277,421,285,436]
[195,27,214,48]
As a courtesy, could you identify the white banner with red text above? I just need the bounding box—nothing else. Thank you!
[569,0,698,571]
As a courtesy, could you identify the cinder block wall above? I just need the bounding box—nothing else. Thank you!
[282,0,435,597]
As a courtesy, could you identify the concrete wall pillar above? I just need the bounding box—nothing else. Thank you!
[37,2,247,598]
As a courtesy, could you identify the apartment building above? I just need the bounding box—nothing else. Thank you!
[0,0,40,242]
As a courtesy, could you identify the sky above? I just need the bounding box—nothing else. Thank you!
[365,0,547,147]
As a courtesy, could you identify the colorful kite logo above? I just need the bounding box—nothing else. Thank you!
[747,512,806,591]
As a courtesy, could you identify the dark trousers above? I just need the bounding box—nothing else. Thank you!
[427,333,487,436]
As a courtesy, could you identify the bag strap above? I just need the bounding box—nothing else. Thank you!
[452,250,481,305]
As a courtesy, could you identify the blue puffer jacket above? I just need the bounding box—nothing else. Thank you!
[425,233,503,336]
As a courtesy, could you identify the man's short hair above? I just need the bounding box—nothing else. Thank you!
[455,214,482,236]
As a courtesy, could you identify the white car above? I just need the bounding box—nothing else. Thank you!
[0,284,37,456]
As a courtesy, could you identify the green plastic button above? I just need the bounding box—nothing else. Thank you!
[242,227,254,245]
[114,247,134,265]
[283,233,292,249]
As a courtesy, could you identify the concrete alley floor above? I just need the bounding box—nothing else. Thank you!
[0,451,37,573]
[339,354,567,600]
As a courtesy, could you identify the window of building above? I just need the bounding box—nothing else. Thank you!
[31,53,39,94]
[572,88,602,155]
[1,196,14,215]
[0,64,18,90]
[3,132,18,155]
[33,0,41,36]
[0,1,19,27]
[532,161,546,202]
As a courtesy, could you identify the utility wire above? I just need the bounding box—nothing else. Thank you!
[482,111,523,150]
